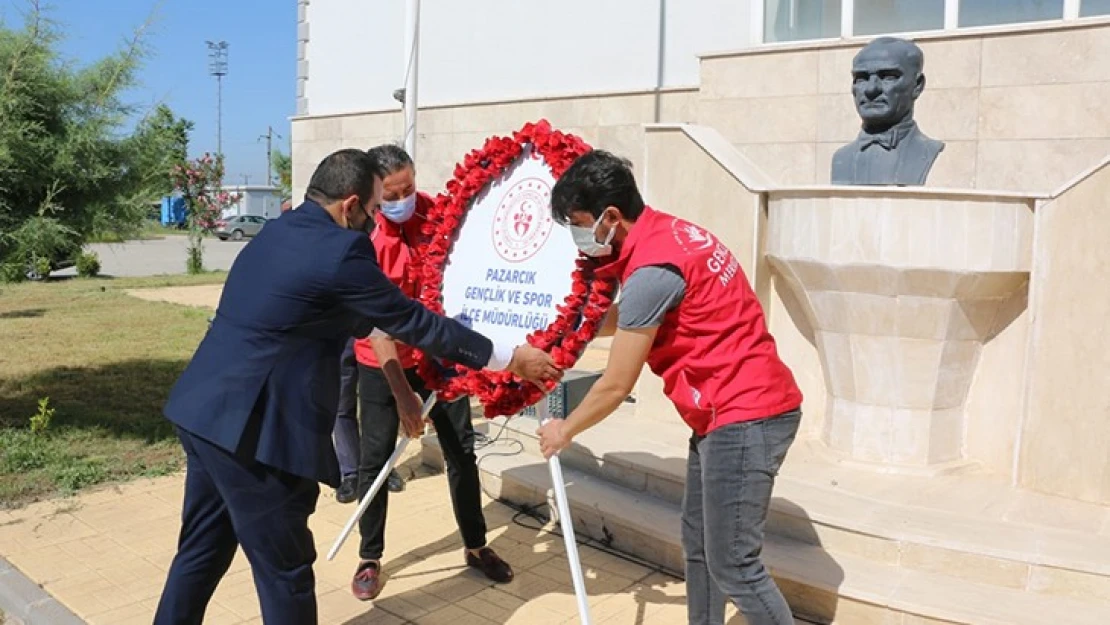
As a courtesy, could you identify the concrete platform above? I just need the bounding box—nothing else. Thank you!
[422,408,1110,624]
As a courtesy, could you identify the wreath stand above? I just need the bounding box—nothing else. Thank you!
[326,394,438,562]
[536,395,594,624]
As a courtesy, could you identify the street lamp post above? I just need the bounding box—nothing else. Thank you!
[206,41,229,160]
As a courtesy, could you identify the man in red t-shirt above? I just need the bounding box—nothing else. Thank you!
[537,151,803,625]
[349,144,513,602]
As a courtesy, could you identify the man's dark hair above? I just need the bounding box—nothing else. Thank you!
[859,36,924,77]
[550,150,644,225]
[365,143,414,176]
[305,148,381,206]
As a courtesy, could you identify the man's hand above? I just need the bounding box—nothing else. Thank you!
[537,419,572,459]
[507,345,562,387]
[397,390,426,438]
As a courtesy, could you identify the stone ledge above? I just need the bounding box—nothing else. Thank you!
[0,558,84,625]
[432,414,1110,593]
[433,440,1110,624]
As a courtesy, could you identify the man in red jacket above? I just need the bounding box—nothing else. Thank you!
[349,144,513,602]
[537,150,803,625]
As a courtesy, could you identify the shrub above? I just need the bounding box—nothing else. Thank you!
[31,256,52,280]
[76,251,101,278]
[30,397,55,434]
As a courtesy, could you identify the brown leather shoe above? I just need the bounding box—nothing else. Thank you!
[465,547,514,583]
[351,560,384,601]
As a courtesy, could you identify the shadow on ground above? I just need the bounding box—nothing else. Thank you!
[0,359,189,507]
[0,358,187,440]
[0,308,47,319]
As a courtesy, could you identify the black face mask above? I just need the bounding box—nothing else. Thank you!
[347,201,375,234]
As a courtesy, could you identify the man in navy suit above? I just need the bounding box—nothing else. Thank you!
[153,149,558,625]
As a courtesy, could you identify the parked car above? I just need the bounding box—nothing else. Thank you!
[214,215,268,241]
[24,239,81,281]
[25,255,77,281]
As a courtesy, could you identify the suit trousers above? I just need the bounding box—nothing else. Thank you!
[154,427,320,625]
[356,365,487,560]
[332,337,361,478]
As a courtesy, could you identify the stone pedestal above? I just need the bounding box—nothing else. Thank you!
[765,191,1033,468]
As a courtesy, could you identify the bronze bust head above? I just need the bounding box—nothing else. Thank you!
[831,37,945,186]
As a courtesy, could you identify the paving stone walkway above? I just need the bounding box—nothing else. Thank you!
[0,284,814,624]
[0,443,775,624]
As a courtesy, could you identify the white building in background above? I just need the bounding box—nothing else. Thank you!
[298,0,1110,117]
[293,0,1110,197]
[299,0,749,116]
[219,185,284,220]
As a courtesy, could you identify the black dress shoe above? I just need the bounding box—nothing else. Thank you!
[466,547,514,583]
[387,469,404,493]
[336,475,358,504]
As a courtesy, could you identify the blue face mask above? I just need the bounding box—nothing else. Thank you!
[381,193,417,223]
[569,216,615,258]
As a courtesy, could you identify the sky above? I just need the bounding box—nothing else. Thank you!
[1,0,295,187]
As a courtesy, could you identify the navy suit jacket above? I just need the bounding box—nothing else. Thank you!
[164,201,493,486]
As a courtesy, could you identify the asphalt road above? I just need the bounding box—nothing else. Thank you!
[54,236,245,278]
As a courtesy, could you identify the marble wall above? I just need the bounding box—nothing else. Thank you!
[291,89,699,204]
[1020,158,1110,504]
[697,19,1110,193]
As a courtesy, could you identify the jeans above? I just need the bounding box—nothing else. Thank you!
[356,365,487,560]
[332,338,360,479]
[682,409,801,625]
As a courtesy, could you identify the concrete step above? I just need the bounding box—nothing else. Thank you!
[470,412,1110,602]
[423,437,1110,624]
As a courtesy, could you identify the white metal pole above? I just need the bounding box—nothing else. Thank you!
[402,0,421,160]
[538,399,593,624]
[327,393,437,561]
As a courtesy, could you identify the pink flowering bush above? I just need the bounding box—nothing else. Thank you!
[170,153,240,273]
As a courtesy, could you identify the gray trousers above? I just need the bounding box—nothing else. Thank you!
[682,409,801,625]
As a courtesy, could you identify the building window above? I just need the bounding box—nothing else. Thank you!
[764,0,842,43]
[957,0,1065,27]
[854,0,946,35]
[1081,0,1110,16]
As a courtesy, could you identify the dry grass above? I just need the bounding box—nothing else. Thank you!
[0,273,226,508]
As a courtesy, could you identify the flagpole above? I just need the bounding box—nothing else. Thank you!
[402,0,421,160]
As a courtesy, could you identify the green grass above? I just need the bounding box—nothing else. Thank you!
[0,273,226,508]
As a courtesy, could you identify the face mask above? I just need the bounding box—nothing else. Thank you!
[346,201,375,234]
[569,215,615,258]
[381,193,417,223]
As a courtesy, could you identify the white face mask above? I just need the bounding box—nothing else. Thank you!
[380,193,417,223]
[569,216,615,257]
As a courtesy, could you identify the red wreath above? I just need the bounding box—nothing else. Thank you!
[411,120,617,417]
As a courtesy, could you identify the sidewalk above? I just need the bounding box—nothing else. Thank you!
[0,285,791,623]
[0,442,767,624]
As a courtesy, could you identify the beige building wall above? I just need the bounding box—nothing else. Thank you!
[1019,158,1110,505]
[291,89,699,203]
[697,18,1110,193]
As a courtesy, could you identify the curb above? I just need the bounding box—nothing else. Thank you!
[0,557,85,625]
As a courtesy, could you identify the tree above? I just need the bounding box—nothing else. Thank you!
[170,154,239,274]
[271,148,293,199]
[126,104,194,200]
[0,1,192,280]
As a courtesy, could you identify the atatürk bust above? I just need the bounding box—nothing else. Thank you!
[831,37,944,186]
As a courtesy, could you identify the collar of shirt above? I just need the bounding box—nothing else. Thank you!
[856,119,917,152]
